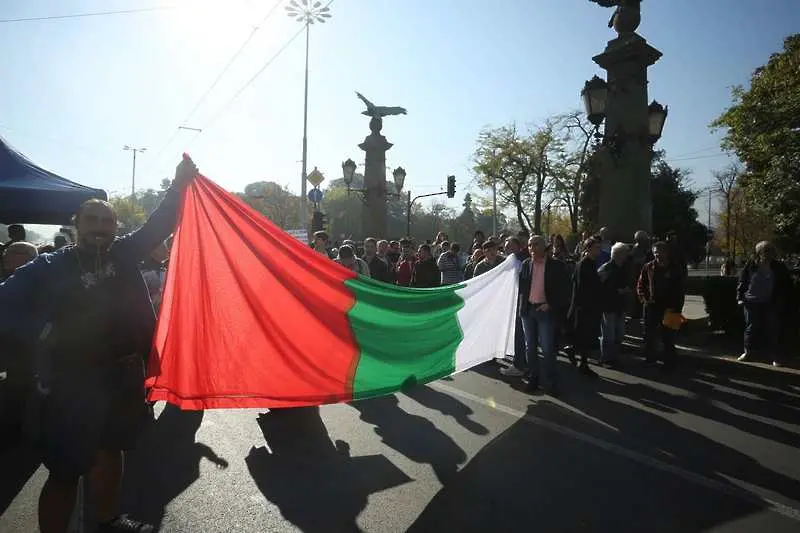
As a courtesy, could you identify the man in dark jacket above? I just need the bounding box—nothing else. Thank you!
[736,240,793,366]
[598,242,631,366]
[516,235,570,396]
[0,156,199,533]
[411,244,440,288]
[636,241,685,370]
[568,238,602,377]
[363,237,391,283]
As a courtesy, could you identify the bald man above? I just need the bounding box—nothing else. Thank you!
[2,241,38,279]
[0,157,199,533]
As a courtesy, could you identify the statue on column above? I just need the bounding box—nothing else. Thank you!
[588,0,642,34]
[355,92,407,119]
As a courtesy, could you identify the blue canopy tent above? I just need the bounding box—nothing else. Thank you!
[0,136,107,225]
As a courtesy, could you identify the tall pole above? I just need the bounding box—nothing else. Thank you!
[492,178,497,235]
[123,145,146,199]
[406,190,412,237]
[300,21,310,233]
[707,187,712,274]
[131,149,137,197]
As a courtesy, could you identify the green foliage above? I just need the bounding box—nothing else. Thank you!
[651,152,709,264]
[239,181,302,230]
[578,143,603,233]
[711,34,800,249]
[549,112,596,234]
[109,196,147,233]
[473,122,561,232]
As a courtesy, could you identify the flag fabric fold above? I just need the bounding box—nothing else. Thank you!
[146,175,520,409]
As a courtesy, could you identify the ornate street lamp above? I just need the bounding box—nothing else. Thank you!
[392,166,406,194]
[648,100,668,144]
[581,76,668,158]
[341,158,357,189]
[581,75,608,128]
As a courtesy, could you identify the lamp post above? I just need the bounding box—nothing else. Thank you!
[342,158,406,237]
[580,13,666,242]
[123,145,146,198]
[286,0,331,233]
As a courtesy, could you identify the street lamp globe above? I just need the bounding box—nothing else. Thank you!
[647,100,668,144]
[581,75,609,127]
[342,158,357,186]
[392,166,406,194]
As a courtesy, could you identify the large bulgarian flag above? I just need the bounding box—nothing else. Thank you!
[145,174,520,409]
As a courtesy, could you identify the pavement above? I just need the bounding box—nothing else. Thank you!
[2,337,799,533]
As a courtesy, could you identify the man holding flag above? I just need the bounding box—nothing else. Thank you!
[0,156,199,533]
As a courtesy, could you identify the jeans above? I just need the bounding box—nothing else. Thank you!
[512,313,527,370]
[743,302,781,359]
[643,306,677,367]
[600,312,626,363]
[521,310,557,391]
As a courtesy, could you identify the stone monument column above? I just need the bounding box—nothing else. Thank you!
[359,117,392,238]
[592,3,661,241]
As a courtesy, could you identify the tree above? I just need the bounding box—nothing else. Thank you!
[239,181,301,230]
[136,178,172,216]
[711,34,800,250]
[716,185,774,259]
[550,111,596,234]
[650,153,709,264]
[109,196,147,233]
[449,193,477,246]
[710,163,742,256]
[473,122,561,233]
[577,143,603,233]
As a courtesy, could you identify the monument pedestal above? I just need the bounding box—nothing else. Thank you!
[359,117,392,238]
[593,33,661,242]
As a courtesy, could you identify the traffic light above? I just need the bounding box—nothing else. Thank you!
[312,211,324,232]
[446,175,456,198]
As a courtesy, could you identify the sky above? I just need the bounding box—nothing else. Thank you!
[1,0,798,239]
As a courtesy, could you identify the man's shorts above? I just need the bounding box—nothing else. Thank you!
[26,357,149,480]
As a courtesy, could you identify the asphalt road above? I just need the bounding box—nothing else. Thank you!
[2,355,799,533]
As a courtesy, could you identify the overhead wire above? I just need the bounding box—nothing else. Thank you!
[183,24,306,147]
[186,0,336,146]
[0,5,180,23]
[147,0,286,166]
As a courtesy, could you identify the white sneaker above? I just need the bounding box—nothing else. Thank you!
[500,366,526,377]
[772,361,782,367]
[737,352,749,362]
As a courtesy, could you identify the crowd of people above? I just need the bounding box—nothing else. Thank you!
[308,226,791,397]
[0,174,793,532]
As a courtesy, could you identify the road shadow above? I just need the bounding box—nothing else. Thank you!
[246,406,411,533]
[0,436,40,516]
[558,373,800,504]
[350,394,467,484]
[123,404,228,530]
[407,399,793,533]
[619,356,800,448]
[403,384,489,435]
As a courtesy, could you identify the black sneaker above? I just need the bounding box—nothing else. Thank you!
[98,514,154,533]
[579,364,598,378]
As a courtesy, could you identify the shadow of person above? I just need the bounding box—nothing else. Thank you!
[403,384,489,435]
[621,358,800,447]
[246,406,411,533]
[407,401,783,533]
[122,403,228,529]
[0,438,40,515]
[351,394,467,484]
[562,377,800,504]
